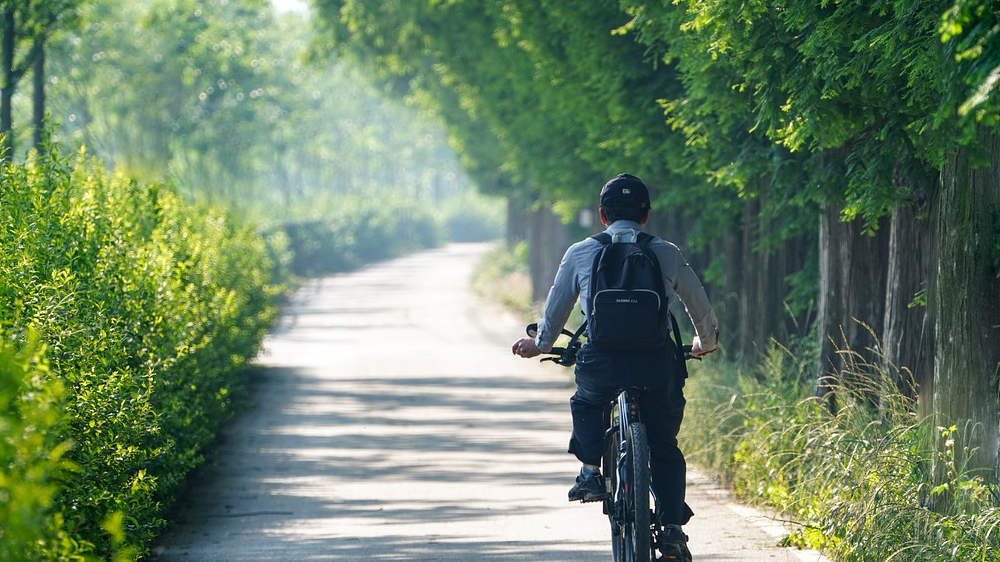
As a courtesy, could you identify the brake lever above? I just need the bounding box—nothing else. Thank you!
[540,346,567,363]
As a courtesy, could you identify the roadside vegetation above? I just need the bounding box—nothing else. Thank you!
[0,150,286,560]
[476,254,1000,562]
[682,346,1000,562]
[470,242,535,320]
[271,189,503,277]
[0,0,506,554]
[0,148,502,560]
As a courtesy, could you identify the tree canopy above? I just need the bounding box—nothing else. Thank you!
[2,0,477,210]
[314,0,1000,482]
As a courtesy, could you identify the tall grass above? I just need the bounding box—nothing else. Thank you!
[471,241,536,319]
[682,342,1000,562]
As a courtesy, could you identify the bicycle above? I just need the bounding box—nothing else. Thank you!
[526,322,695,562]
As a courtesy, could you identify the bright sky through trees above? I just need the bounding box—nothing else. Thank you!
[271,0,307,14]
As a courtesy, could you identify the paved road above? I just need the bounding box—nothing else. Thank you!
[151,243,830,562]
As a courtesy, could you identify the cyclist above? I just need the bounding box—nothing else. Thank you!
[512,173,718,562]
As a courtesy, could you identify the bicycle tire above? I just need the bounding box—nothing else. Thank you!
[605,423,625,562]
[626,422,651,562]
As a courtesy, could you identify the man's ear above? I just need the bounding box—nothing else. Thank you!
[639,209,650,226]
[599,206,609,226]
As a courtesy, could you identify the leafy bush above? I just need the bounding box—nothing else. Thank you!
[0,333,74,562]
[271,195,442,277]
[1,148,492,558]
[470,241,535,319]
[681,344,1000,562]
[437,191,505,242]
[0,149,288,559]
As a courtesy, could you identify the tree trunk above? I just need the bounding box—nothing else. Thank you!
[31,33,44,152]
[1,5,14,157]
[933,128,1000,485]
[843,214,890,394]
[816,203,849,396]
[737,197,762,359]
[528,205,571,302]
[781,230,813,348]
[717,218,743,357]
[506,194,528,247]
[882,201,934,404]
[743,196,812,361]
[815,203,890,401]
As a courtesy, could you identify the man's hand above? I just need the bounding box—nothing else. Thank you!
[690,336,715,358]
[512,337,542,358]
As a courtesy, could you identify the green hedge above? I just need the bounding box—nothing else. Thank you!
[0,333,72,561]
[0,152,501,559]
[0,151,288,560]
[273,195,442,277]
[270,188,506,278]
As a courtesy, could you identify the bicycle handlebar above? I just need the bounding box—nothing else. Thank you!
[526,323,581,366]
[525,323,701,367]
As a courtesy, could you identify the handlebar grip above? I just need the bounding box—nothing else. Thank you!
[522,323,581,368]
[680,344,701,361]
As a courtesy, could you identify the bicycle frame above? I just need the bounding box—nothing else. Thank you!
[525,322,696,562]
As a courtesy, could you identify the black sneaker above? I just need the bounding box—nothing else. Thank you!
[657,524,691,562]
[567,469,609,502]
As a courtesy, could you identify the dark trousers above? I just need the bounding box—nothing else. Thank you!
[567,344,694,526]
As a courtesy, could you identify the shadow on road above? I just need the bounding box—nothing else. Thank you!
[152,245,610,561]
[154,360,604,561]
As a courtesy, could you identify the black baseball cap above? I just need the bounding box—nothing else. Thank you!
[599,173,650,209]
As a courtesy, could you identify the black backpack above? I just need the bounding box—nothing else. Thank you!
[586,231,672,350]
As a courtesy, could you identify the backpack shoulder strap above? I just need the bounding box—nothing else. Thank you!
[636,231,655,248]
[640,235,682,352]
[635,231,670,314]
[590,232,612,245]
[591,230,654,247]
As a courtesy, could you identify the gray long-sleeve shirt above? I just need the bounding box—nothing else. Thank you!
[534,220,719,353]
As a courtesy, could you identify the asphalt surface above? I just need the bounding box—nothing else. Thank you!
[150,243,831,562]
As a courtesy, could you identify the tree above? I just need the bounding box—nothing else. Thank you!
[932,0,1000,485]
[617,2,821,360]
[625,0,1000,478]
[0,0,80,156]
[1,1,27,155]
[316,0,1000,482]
[44,0,474,207]
[933,127,1000,486]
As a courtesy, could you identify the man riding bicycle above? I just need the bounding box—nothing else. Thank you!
[512,173,718,562]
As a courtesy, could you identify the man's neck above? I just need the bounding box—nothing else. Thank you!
[606,221,643,243]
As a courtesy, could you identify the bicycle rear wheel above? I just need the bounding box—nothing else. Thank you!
[607,421,652,562]
[605,424,624,562]
[625,422,651,561]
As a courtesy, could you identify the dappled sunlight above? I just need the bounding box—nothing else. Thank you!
[151,245,610,560]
